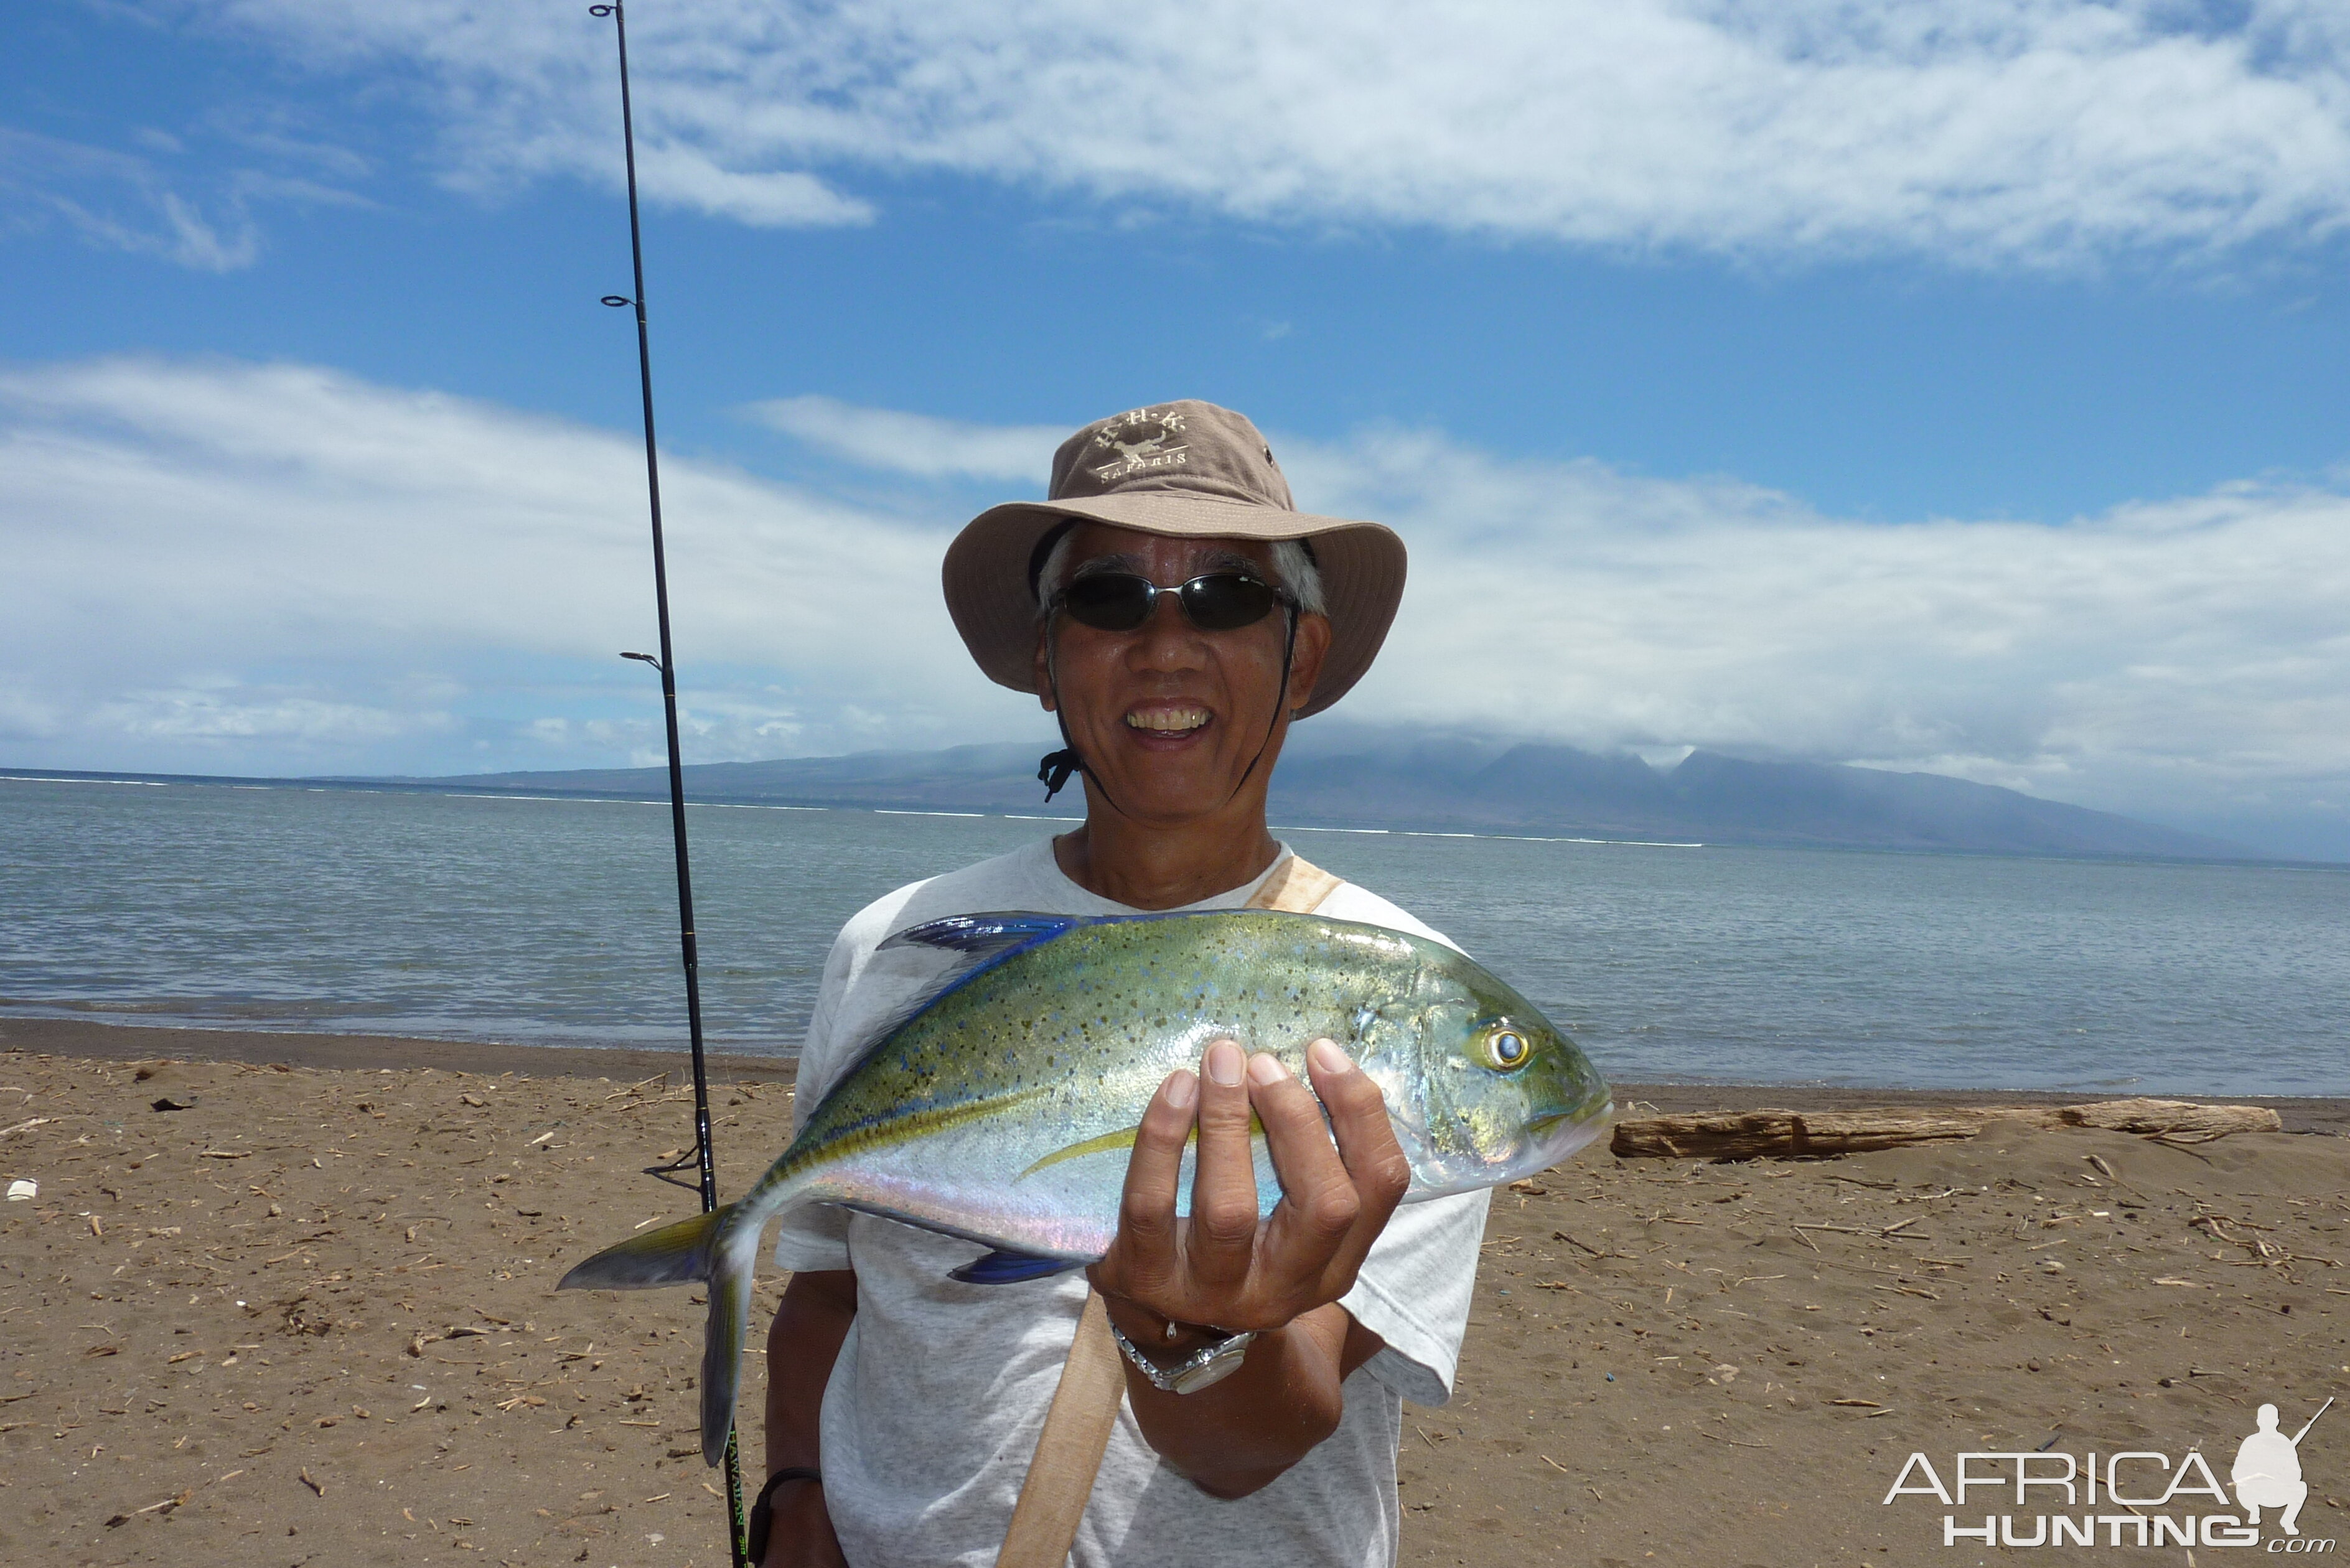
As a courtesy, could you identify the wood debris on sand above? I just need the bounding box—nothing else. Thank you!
[1612,1097,2283,1160]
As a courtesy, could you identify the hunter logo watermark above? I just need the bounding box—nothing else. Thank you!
[1881,1396,2333,1550]
[2237,1400,2329,1539]
[1090,406,1189,481]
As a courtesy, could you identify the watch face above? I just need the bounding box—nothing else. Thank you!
[1108,1319,1256,1394]
[1169,1339,1252,1396]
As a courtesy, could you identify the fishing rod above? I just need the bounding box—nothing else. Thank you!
[586,4,751,1563]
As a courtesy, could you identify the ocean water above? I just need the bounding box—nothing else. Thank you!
[2,773,2344,1096]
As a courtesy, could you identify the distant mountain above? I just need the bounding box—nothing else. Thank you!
[400,727,2253,861]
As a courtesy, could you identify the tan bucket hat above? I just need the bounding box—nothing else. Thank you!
[942,400,1406,718]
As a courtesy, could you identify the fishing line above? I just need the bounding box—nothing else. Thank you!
[585,4,751,1562]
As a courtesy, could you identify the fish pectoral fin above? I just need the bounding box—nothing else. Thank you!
[948,1248,1082,1286]
[1016,1124,1143,1181]
[1016,1115,1266,1183]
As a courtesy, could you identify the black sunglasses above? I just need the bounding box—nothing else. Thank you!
[1051,571,1296,633]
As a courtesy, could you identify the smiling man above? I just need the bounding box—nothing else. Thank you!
[755,402,1492,1568]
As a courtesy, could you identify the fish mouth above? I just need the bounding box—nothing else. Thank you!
[1524,1101,1613,1163]
[1525,1096,1611,1133]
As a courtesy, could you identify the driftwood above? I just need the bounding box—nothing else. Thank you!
[1609,1098,2283,1161]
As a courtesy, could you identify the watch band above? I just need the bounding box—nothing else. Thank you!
[1104,1317,1257,1395]
[745,1466,822,1563]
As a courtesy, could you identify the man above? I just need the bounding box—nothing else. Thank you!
[2232,1402,2315,1536]
[758,401,1489,1567]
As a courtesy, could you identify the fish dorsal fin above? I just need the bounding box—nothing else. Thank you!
[879,912,1079,958]
[872,914,1082,1018]
[806,913,1085,1105]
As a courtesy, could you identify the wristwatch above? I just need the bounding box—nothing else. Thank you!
[1105,1316,1258,1395]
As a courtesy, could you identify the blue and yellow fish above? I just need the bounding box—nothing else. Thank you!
[559,909,1613,1463]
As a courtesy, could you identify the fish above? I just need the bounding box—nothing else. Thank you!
[558,908,1613,1463]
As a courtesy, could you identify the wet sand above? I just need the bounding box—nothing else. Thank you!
[2,1018,2343,1566]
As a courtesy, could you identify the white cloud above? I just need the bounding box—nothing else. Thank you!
[0,357,1028,772]
[0,128,261,270]
[0,115,378,271]
[197,0,2350,265]
[747,395,1063,481]
[630,144,873,228]
[6,359,2349,853]
[93,689,437,744]
[1277,429,2350,845]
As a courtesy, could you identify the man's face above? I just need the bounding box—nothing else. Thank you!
[1032,524,1331,826]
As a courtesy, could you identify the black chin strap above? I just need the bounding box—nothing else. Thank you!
[1227,604,1300,805]
[1037,747,1082,800]
[1037,614,1108,809]
[1036,607,1299,815]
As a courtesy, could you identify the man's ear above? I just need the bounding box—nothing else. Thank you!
[1285,613,1333,715]
[1032,625,1057,712]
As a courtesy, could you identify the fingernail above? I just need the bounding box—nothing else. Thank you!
[1309,1038,1354,1076]
[1205,1040,1243,1087]
[1246,1052,1289,1087]
[1164,1069,1198,1110]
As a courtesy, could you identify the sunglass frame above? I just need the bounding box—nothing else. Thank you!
[1050,571,1299,634]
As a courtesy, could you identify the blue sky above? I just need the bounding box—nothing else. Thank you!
[6,1,2350,858]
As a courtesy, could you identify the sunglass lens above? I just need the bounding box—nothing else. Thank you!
[1057,572,1281,632]
[1060,574,1154,631]
[1182,575,1279,631]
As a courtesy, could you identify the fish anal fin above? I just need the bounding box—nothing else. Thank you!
[948,1248,1082,1286]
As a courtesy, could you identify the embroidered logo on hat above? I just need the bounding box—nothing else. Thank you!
[1089,406,1191,482]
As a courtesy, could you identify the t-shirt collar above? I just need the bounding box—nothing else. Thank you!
[1022,836,1293,916]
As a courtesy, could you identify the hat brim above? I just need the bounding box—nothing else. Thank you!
[942,492,1405,719]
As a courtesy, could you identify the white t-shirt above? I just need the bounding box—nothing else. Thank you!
[770,837,1491,1568]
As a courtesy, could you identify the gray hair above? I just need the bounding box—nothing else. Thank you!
[1034,533,1327,621]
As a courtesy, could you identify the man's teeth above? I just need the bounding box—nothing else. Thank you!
[1125,706,1210,733]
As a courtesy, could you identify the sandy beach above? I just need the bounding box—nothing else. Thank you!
[2,1017,2344,1566]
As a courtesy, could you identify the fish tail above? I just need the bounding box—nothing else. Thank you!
[699,1221,764,1466]
[556,1201,767,1467]
[557,1203,733,1292]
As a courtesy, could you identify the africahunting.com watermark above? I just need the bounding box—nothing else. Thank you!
[1883,1398,2335,1551]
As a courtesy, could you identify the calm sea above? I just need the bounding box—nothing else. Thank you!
[2,774,2344,1096]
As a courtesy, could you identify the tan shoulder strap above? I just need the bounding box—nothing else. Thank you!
[1244,851,1342,915]
[995,854,1340,1568]
[995,1290,1125,1568]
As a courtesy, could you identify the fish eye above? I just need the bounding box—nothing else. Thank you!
[1486,1029,1529,1070]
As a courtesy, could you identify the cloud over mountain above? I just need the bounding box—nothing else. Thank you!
[6,359,2349,854]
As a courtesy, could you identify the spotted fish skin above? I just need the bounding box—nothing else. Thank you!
[559,909,1611,1464]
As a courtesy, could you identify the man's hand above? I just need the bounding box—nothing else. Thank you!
[1082,1035,1407,1495]
[1090,1035,1410,1333]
